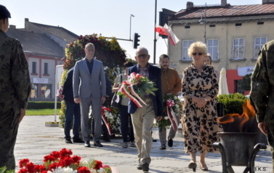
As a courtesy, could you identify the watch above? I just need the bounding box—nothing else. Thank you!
[205,98,208,102]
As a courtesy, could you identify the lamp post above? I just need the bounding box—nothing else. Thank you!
[199,3,207,44]
[130,14,134,40]
[153,0,157,64]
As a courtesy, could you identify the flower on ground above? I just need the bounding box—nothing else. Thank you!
[18,148,112,173]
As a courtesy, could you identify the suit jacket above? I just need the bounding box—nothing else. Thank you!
[73,58,106,98]
[128,64,163,117]
[62,67,74,103]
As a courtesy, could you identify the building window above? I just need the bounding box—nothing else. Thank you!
[181,40,193,60]
[30,84,38,98]
[207,39,219,60]
[254,37,267,59]
[44,63,48,75]
[32,62,37,74]
[232,38,245,59]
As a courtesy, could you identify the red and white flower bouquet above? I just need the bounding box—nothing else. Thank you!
[17,148,113,173]
[117,72,157,108]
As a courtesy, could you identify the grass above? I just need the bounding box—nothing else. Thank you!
[26,109,61,116]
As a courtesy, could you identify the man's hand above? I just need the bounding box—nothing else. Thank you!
[156,116,163,121]
[74,97,80,103]
[19,109,26,123]
[101,96,106,104]
[258,122,268,135]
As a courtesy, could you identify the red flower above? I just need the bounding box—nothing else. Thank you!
[59,148,72,159]
[19,159,30,168]
[49,151,60,159]
[43,155,56,162]
[48,162,59,170]
[78,166,91,173]
[93,160,103,170]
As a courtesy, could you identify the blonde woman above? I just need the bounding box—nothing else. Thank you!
[181,42,221,171]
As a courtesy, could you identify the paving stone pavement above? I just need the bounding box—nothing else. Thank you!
[15,115,272,173]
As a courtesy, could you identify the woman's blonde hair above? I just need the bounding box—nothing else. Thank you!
[188,41,207,57]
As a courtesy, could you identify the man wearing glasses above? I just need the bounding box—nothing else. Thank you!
[128,47,163,172]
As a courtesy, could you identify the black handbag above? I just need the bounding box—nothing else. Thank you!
[111,75,122,108]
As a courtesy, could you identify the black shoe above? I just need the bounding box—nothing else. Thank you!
[101,135,111,142]
[84,141,91,147]
[137,163,142,170]
[152,138,157,142]
[159,144,166,150]
[73,138,84,143]
[141,163,149,172]
[65,139,72,144]
[94,141,103,147]
[168,138,173,147]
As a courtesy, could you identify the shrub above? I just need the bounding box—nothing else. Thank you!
[217,93,247,115]
[27,101,61,109]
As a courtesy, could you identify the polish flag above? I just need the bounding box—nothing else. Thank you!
[164,24,180,46]
[155,26,169,36]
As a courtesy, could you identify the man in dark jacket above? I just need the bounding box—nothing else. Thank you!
[0,5,31,170]
[128,47,163,172]
[62,67,83,143]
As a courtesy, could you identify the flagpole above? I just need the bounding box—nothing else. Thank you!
[153,0,157,64]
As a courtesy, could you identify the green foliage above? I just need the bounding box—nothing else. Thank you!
[217,93,247,115]
[0,166,15,173]
[27,101,61,109]
[59,34,127,127]
[242,73,252,91]
[26,109,60,115]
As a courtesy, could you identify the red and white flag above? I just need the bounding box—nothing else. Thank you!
[155,26,169,36]
[164,24,180,45]
[156,24,179,46]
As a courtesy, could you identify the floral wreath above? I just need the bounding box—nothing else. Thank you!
[117,72,157,107]
[158,94,182,132]
[17,148,112,173]
[101,106,121,135]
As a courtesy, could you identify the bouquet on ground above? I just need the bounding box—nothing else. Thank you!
[17,148,112,173]
[117,72,157,108]
[158,93,182,132]
[101,106,121,135]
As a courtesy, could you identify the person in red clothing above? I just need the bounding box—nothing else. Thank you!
[158,54,182,150]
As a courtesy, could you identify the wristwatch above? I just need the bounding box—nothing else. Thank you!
[204,98,209,102]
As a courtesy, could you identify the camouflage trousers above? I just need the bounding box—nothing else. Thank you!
[0,108,20,170]
[267,123,274,172]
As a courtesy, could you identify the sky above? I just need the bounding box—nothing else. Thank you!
[1,0,261,63]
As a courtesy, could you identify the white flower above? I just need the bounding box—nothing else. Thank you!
[164,116,169,120]
[48,167,77,173]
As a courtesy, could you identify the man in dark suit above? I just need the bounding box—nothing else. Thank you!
[62,67,83,144]
[128,47,163,172]
[73,43,106,147]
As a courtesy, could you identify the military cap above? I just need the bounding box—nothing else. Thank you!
[0,5,11,19]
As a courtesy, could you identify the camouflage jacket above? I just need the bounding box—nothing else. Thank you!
[0,30,31,113]
[250,40,274,123]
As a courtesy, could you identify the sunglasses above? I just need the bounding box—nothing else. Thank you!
[192,52,203,56]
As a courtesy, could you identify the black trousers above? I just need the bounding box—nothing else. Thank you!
[0,108,20,170]
[119,105,134,142]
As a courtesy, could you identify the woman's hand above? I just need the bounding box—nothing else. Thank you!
[193,97,207,108]
[112,83,120,92]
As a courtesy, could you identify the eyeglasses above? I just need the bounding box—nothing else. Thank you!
[137,54,148,58]
[192,52,203,56]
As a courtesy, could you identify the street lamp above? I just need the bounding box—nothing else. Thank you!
[130,14,134,40]
[199,3,207,44]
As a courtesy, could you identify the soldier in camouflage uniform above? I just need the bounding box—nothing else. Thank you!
[0,5,31,170]
[250,40,274,172]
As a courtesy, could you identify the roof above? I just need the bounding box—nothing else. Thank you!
[173,4,274,20]
[29,22,78,43]
[7,28,65,58]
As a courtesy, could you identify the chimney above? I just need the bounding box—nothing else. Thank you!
[221,0,227,6]
[186,1,194,10]
[262,0,274,4]
[9,25,16,29]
